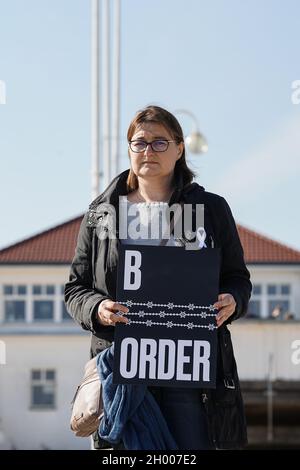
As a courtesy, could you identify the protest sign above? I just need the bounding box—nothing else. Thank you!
[114,245,220,388]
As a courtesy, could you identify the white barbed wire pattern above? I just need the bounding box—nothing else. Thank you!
[117,300,218,330]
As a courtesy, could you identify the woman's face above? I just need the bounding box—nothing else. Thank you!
[128,122,184,181]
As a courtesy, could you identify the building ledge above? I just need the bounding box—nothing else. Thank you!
[237,318,300,323]
[0,323,89,335]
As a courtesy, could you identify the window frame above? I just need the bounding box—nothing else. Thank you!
[1,284,71,323]
[247,283,293,320]
[30,368,56,410]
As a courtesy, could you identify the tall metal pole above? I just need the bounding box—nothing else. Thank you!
[111,0,121,178]
[102,0,111,187]
[91,0,100,201]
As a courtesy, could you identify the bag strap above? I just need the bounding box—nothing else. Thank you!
[218,329,236,389]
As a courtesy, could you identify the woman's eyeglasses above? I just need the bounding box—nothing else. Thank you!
[128,140,176,153]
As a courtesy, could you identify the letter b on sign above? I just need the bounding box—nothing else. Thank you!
[124,250,142,290]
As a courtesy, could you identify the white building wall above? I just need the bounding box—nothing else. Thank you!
[0,265,70,284]
[230,321,300,381]
[0,335,91,450]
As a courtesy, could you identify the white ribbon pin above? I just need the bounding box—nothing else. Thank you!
[196,226,207,249]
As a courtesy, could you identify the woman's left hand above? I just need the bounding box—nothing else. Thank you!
[213,293,236,327]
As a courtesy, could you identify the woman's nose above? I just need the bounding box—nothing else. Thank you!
[144,143,154,156]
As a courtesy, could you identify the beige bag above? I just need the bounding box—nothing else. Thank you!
[70,357,103,437]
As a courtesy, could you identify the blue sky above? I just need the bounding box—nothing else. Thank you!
[0,0,300,250]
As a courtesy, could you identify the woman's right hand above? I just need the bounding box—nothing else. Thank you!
[97,299,129,326]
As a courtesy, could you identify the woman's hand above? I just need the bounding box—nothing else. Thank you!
[213,293,236,328]
[97,299,129,326]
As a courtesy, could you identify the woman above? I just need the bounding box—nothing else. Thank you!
[65,105,252,450]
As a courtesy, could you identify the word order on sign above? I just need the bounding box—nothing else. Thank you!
[119,337,211,382]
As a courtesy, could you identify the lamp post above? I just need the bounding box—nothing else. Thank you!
[111,0,120,180]
[91,0,120,200]
[174,109,208,154]
[102,0,111,189]
[91,0,100,201]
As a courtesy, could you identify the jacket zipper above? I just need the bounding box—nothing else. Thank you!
[202,393,208,404]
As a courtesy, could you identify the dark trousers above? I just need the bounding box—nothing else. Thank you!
[94,387,213,450]
[149,386,213,450]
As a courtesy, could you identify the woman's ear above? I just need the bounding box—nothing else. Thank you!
[177,142,184,160]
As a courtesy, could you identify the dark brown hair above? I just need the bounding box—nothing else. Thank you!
[126,105,195,191]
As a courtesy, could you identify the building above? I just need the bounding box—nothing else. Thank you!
[0,216,300,449]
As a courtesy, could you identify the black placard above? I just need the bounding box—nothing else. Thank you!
[113,245,220,388]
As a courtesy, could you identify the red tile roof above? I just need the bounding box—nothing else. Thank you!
[237,225,300,263]
[0,216,82,264]
[0,216,299,264]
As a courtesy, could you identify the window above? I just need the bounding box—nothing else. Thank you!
[247,284,262,318]
[267,284,292,319]
[3,284,27,296]
[33,284,55,296]
[31,369,56,409]
[247,300,261,318]
[5,300,25,322]
[33,285,42,295]
[4,285,13,295]
[2,284,74,323]
[267,285,276,295]
[281,285,290,295]
[32,285,55,321]
[34,301,54,320]
[17,285,27,295]
[246,283,292,319]
[268,300,290,319]
[267,284,291,296]
[3,285,27,322]
[46,285,55,295]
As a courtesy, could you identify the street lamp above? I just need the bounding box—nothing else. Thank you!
[174,109,208,154]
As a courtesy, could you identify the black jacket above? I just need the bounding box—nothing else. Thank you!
[65,169,252,449]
